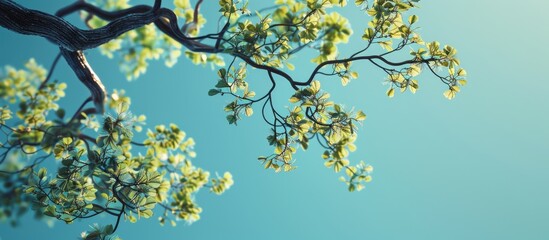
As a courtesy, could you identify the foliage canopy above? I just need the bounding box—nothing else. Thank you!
[0,0,466,238]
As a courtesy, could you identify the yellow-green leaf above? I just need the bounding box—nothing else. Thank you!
[245,106,253,117]
[387,88,395,98]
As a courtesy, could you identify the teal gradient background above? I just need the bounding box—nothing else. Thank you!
[1,0,549,239]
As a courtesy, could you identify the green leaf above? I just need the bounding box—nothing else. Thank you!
[386,88,395,98]
[408,15,418,24]
[127,214,137,223]
[245,91,256,98]
[215,80,230,88]
[286,62,295,70]
[348,183,356,192]
[245,106,253,117]
[104,224,114,235]
[408,65,421,77]
[324,160,335,168]
[310,80,321,93]
[350,72,359,79]
[264,159,273,169]
[362,28,375,40]
[341,76,350,86]
[443,89,456,100]
[409,80,419,94]
[378,40,393,51]
[55,109,65,119]
[289,96,300,103]
[226,115,237,125]
[208,89,221,96]
[37,168,47,180]
[355,110,367,121]
[61,158,73,166]
[84,192,96,201]
[44,205,56,217]
[141,209,153,218]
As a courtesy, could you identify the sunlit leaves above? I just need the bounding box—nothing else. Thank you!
[53,137,86,159]
[0,106,12,124]
[443,86,460,100]
[0,59,69,157]
[210,172,234,195]
[407,64,421,77]
[378,40,393,51]
[208,63,257,125]
[408,14,418,24]
[81,223,122,240]
[0,0,470,237]
[340,161,373,192]
[0,58,232,238]
[82,0,228,80]
[355,110,367,121]
[322,12,352,44]
[219,0,250,17]
[256,80,374,187]
[362,27,375,40]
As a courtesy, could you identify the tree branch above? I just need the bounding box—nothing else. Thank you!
[60,48,106,113]
[0,0,160,51]
[298,56,437,86]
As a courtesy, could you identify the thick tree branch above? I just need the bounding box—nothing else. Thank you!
[0,0,160,51]
[60,48,106,113]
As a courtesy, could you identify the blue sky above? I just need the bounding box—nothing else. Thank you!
[1,0,549,239]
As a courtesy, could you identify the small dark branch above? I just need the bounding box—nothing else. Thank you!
[315,133,332,150]
[215,20,230,49]
[261,97,275,127]
[234,52,299,90]
[112,205,125,233]
[368,59,393,75]
[72,108,98,123]
[130,141,146,147]
[70,97,93,122]
[316,71,337,77]
[305,107,331,127]
[38,52,62,90]
[0,154,51,174]
[153,0,162,11]
[88,205,123,217]
[349,37,375,58]
[81,135,91,153]
[288,41,311,55]
[193,0,203,25]
[249,5,279,17]
[268,9,317,29]
[78,134,96,144]
[379,39,408,57]
[60,48,106,113]
[299,56,437,86]
[0,146,14,166]
[426,63,447,80]
[80,211,103,219]
[254,71,277,103]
